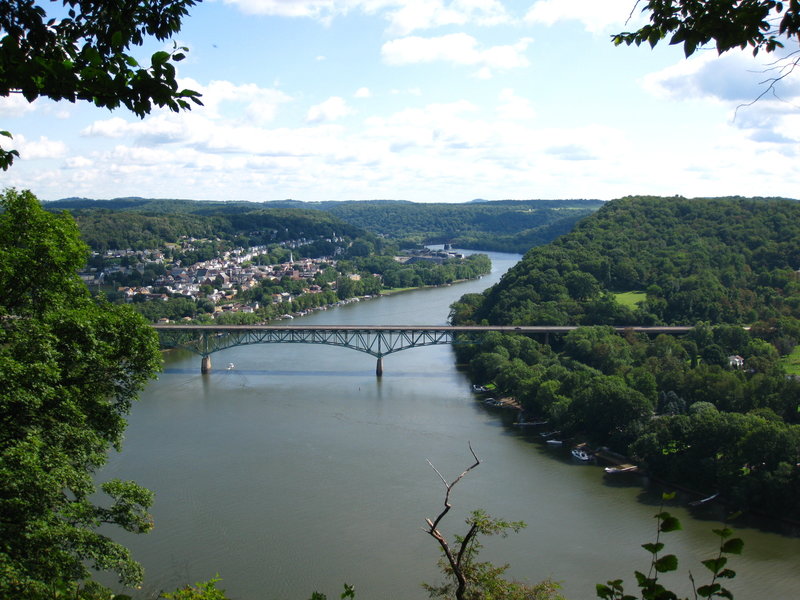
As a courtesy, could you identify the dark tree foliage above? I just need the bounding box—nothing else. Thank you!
[0,189,162,597]
[452,196,800,515]
[316,199,604,254]
[0,0,202,169]
[466,197,800,327]
[615,0,800,57]
[44,197,602,255]
[43,199,369,252]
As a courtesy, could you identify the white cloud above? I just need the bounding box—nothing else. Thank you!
[643,51,800,103]
[14,135,68,160]
[221,0,340,19]
[81,114,190,144]
[306,96,354,123]
[81,117,141,138]
[363,100,493,154]
[496,89,536,121]
[642,50,800,145]
[81,79,294,147]
[181,78,293,123]
[65,156,94,169]
[354,87,372,98]
[382,33,531,75]
[0,94,38,118]
[222,0,510,34]
[380,0,510,36]
[524,0,641,33]
[390,87,422,96]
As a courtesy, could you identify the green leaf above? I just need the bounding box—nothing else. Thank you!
[712,527,732,539]
[701,556,727,574]
[697,583,721,598]
[660,515,682,532]
[151,50,170,66]
[654,554,678,573]
[721,538,744,554]
[642,542,665,554]
[596,583,613,599]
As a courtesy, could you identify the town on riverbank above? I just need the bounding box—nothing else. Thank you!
[79,240,490,324]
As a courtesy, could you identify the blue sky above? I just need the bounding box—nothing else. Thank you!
[2,0,799,203]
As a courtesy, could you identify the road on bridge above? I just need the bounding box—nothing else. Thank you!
[152,324,694,374]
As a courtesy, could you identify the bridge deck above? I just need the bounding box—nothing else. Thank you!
[154,324,695,374]
[153,324,694,334]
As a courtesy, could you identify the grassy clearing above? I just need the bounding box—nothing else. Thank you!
[781,345,800,375]
[380,286,419,295]
[614,291,647,308]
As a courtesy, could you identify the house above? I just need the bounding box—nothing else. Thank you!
[728,355,745,369]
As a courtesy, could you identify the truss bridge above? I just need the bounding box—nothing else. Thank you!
[153,324,694,375]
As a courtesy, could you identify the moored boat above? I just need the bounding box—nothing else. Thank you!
[689,492,719,507]
[539,430,561,438]
[604,464,638,474]
[571,448,592,461]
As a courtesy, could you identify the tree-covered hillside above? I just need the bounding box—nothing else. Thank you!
[49,197,604,254]
[451,196,800,516]
[316,199,603,253]
[44,199,368,252]
[463,196,800,326]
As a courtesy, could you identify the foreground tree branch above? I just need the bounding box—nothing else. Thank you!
[0,1,203,169]
[424,443,480,600]
[423,445,562,600]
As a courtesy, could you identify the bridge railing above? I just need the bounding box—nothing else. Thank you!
[153,324,694,375]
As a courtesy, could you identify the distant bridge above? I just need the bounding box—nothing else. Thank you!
[153,324,694,375]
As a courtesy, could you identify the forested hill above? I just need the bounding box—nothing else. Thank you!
[48,197,603,254]
[44,199,367,251]
[461,196,800,327]
[313,199,603,253]
[450,196,800,516]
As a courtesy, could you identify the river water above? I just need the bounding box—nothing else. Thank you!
[101,251,800,600]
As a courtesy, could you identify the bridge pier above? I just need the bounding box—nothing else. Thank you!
[201,355,212,374]
[376,357,383,377]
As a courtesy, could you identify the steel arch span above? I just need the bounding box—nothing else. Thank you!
[153,324,694,375]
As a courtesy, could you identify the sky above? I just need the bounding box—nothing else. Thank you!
[2,0,800,203]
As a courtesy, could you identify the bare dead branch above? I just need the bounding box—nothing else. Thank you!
[423,443,481,600]
[626,0,644,25]
[734,50,800,118]
[427,442,480,533]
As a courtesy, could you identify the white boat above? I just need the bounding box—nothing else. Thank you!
[604,464,638,474]
[689,492,719,507]
[227,363,235,370]
[515,420,547,427]
[571,448,592,461]
[546,439,563,446]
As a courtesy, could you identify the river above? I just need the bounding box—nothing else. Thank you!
[100,250,800,600]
